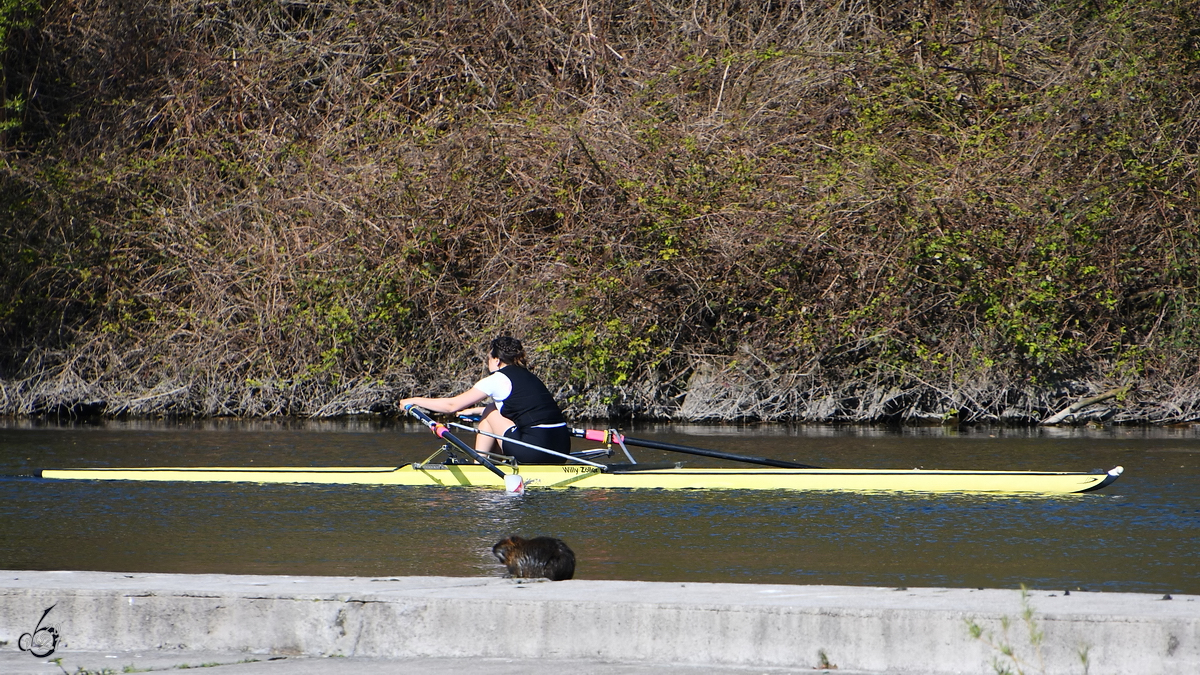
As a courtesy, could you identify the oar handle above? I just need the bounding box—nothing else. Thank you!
[570,428,821,469]
[405,405,508,479]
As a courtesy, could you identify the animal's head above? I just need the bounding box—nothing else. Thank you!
[492,536,527,564]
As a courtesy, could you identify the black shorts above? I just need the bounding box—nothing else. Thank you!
[502,425,572,464]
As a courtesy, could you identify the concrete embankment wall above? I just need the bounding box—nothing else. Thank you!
[1,571,1196,674]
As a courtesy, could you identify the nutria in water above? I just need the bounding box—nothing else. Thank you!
[492,536,576,581]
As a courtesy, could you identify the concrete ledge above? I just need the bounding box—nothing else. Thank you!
[0,651,879,675]
[1,571,1197,674]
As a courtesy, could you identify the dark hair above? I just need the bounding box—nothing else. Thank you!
[489,336,528,367]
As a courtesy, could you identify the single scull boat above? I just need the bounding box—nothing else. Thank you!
[36,407,1124,494]
[37,463,1123,493]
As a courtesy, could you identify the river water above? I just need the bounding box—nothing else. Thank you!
[1,419,1197,594]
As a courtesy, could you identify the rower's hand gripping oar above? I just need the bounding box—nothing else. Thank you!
[405,405,525,493]
[571,428,822,469]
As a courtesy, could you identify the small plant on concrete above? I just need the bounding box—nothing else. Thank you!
[53,660,118,675]
[966,586,1091,675]
[816,648,838,670]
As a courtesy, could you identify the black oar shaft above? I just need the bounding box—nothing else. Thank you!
[573,428,820,469]
[405,406,507,479]
[624,437,820,469]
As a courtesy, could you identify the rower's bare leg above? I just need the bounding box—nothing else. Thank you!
[476,403,516,457]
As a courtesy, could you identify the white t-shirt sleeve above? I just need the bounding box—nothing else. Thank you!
[474,371,513,407]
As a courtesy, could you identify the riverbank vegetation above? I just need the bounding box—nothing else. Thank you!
[2,0,1198,423]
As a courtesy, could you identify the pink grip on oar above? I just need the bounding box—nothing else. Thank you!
[584,429,624,444]
[433,423,449,438]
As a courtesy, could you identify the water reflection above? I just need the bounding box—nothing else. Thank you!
[0,419,1196,594]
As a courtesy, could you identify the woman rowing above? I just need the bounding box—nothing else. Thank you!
[399,336,571,464]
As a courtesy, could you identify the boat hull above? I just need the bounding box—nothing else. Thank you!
[38,464,1123,494]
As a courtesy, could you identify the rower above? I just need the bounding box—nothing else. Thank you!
[399,336,570,464]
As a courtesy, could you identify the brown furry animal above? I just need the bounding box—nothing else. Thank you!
[492,536,576,581]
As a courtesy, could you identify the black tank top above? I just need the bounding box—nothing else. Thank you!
[498,365,566,428]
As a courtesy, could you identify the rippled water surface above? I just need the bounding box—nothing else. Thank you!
[1,419,1197,594]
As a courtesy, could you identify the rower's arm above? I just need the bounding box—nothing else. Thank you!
[399,388,489,415]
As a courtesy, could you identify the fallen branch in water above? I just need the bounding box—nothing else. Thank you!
[1040,386,1131,425]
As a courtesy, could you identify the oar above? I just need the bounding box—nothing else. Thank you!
[405,405,525,493]
[447,422,607,468]
[571,427,822,469]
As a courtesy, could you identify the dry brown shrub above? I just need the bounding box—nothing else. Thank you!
[1,0,1198,422]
